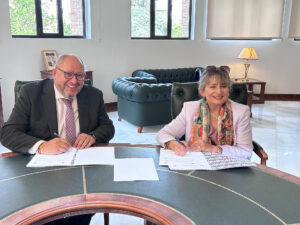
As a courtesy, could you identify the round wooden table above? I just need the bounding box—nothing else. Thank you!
[0,144,299,225]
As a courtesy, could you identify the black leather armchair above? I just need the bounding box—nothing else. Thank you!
[171,82,268,165]
[112,67,204,133]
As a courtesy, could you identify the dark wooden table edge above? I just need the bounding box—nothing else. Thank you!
[0,193,194,225]
[255,164,300,185]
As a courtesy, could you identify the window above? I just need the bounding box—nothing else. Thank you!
[206,0,284,40]
[9,0,87,38]
[131,0,192,39]
[289,0,300,40]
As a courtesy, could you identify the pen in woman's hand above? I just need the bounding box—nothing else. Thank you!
[175,137,186,148]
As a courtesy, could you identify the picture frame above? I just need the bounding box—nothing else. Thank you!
[41,50,58,71]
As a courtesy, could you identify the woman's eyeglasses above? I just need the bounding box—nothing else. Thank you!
[56,67,86,81]
[206,66,230,73]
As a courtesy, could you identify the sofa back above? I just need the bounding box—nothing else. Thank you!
[133,67,204,83]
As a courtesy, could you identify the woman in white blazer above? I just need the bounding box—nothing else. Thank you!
[156,66,253,159]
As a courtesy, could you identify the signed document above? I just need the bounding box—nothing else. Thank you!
[160,149,255,170]
[27,147,115,167]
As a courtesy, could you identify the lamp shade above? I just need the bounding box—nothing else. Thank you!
[237,48,258,60]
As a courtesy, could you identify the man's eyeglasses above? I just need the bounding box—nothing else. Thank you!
[206,65,230,73]
[56,67,86,81]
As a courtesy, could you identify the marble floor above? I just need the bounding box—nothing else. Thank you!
[1,101,299,225]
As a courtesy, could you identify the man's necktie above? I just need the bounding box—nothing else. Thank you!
[61,98,76,145]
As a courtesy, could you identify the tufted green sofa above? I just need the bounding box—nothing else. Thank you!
[112,67,204,132]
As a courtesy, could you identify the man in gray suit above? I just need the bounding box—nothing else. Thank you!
[1,54,115,155]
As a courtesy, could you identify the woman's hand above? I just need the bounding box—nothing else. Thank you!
[166,140,189,156]
[190,139,219,153]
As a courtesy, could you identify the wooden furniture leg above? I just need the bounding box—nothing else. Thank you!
[145,220,156,225]
[138,126,143,133]
[104,212,109,225]
[247,90,253,117]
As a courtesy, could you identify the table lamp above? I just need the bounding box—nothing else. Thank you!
[237,48,258,81]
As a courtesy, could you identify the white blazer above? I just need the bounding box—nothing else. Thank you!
[156,100,253,159]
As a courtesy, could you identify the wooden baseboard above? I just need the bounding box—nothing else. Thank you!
[263,94,300,101]
[105,102,117,112]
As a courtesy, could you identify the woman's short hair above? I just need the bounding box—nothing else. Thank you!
[199,66,232,90]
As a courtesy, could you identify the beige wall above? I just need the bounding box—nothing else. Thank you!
[0,0,299,120]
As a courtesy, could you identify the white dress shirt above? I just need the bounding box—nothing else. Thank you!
[28,85,80,154]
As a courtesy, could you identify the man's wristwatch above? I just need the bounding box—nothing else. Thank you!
[217,146,223,154]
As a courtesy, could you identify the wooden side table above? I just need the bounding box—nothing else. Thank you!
[40,70,93,84]
[232,78,266,104]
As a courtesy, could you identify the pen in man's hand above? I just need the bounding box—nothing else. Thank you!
[175,137,186,148]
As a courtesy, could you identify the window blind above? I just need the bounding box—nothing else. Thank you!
[289,0,300,38]
[206,0,284,40]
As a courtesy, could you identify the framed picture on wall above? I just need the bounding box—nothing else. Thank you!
[41,50,58,71]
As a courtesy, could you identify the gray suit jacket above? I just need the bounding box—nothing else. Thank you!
[0,79,115,154]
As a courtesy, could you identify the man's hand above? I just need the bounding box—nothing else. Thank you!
[38,138,71,155]
[166,140,189,156]
[73,133,96,150]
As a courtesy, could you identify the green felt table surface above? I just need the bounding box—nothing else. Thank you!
[0,146,299,225]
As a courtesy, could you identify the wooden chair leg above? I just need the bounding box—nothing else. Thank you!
[104,212,109,225]
[118,117,122,121]
[138,126,143,133]
[145,220,156,225]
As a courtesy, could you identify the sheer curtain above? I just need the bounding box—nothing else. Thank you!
[289,0,300,38]
[206,0,284,39]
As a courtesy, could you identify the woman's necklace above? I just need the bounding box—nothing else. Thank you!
[211,114,218,121]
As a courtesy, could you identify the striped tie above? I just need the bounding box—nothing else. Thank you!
[61,98,76,145]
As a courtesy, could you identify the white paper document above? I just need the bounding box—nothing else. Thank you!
[114,158,159,181]
[160,149,211,170]
[160,149,255,170]
[73,147,115,165]
[27,147,77,167]
[203,152,256,170]
[27,147,115,167]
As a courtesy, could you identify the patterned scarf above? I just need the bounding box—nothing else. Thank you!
[190,98,234,145]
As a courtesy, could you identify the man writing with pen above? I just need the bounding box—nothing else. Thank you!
[1,54,115,155]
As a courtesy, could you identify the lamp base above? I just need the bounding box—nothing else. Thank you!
[243,61,250,81]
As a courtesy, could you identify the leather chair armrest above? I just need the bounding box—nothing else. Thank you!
[252,140,268,166]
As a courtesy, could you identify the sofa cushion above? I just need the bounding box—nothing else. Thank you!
[112,77,171,103]
[133,67,204,83]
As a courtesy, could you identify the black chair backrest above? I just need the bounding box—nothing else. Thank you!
[14,80,40,103]
[14,79,93,103]
[171,82,248,119]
